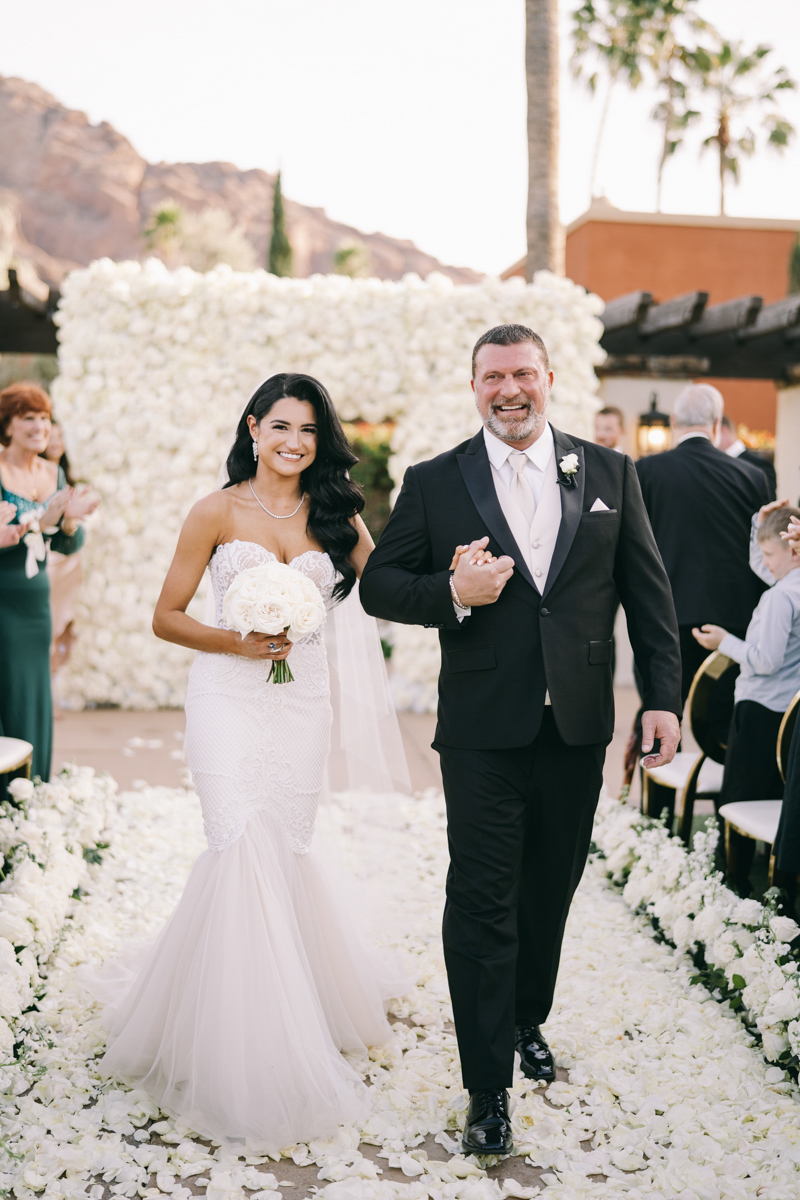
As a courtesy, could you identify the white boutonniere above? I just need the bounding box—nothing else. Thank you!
[558,452,580,486]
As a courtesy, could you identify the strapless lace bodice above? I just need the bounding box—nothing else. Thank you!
[185,540,336,853]
[208,541,338,632]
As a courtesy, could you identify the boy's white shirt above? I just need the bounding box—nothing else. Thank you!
[718,514,800,711]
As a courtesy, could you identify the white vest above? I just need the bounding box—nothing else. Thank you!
[489,449,561,594]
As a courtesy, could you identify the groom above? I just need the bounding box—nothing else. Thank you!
[360,325,681,1154]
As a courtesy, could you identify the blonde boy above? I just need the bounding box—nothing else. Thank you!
[693,501,800,821]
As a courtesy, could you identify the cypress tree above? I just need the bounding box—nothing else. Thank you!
[789,233,800,295]
[268,171,292,277]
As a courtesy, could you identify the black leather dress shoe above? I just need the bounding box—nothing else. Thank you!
[461,1088,513,1155]
[515,1023,555,1082]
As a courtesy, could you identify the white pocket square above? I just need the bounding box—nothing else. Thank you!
[590,497,611,512]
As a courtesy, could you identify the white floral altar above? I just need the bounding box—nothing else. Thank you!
[52,260,604,710]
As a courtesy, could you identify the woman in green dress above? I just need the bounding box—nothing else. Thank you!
[0,382,98,787]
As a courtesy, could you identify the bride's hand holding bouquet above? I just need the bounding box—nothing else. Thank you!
[223,561,327,682]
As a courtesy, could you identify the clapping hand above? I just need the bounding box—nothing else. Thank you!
[781,514,800,552]
[692,623,727,651]
[451,536,515,606]
[39,487,72,529]
[64,485,100,522]
[0,500,20,547]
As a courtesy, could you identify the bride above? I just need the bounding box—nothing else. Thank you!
[93,373,410,1153]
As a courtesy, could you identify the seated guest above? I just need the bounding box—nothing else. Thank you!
[718,414,777,501]
[594,405,626,452]
[0,383,98,793]
[693,501,800,856]
[636,384,770,704]
[774,510,800,888]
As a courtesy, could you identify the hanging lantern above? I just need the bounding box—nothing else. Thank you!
[637,393,671,456]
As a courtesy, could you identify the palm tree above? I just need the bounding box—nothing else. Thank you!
[571,0,650,199]
[526,0,563,278]
[570,1,708,211]
[698,40,795,216]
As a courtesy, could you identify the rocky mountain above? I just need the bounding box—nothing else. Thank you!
[0,75,481,286]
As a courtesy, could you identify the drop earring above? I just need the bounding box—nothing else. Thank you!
[252,440,259,460]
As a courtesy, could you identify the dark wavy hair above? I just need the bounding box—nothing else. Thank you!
[224,373,364,600]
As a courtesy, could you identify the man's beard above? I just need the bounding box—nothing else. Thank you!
[484,399,546,443]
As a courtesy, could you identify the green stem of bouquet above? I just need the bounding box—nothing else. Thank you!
[268,658,295,684]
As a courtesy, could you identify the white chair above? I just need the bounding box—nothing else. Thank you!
[643,651,736,843]
[718,690,800,892]
[0,737,34,779]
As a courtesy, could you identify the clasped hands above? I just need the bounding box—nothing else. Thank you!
[449,536,514,606]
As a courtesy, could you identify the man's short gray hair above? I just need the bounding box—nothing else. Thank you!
[672,384,724,430]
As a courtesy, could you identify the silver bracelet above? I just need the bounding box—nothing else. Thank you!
[449,573,468,610]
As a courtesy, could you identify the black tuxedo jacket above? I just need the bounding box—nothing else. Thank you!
[635,436,769,630]
[738,447,777,502]
[360,425,681,750]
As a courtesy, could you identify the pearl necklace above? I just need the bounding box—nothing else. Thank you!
[248,479,306,520]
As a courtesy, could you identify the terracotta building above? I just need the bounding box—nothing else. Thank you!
[504,198,800,433]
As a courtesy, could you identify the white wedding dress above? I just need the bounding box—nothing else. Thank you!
[93,541,400,1154]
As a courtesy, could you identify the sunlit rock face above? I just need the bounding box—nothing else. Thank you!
[0,74,482,286]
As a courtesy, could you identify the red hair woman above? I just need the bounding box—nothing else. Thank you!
[0,383,98,789]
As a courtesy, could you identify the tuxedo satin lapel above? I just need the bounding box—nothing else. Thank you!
[457,439,536,591]
[543,433,585,599]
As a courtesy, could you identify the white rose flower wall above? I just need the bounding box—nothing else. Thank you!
[50,259,605,712]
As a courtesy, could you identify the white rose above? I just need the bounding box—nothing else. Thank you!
[0,912,34,946]
[761,985,800,1025]
[761,1028,790,1061]
[223,593,256,637]
[0,1016,13,1055]
[770,915,800,945]
[731,898,764,927]
[7,778,35,802]
[251,598,293,635]
[287,601,325,642]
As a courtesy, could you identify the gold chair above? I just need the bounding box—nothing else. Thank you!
[718,689,800,892]
[0,737,34,785]
[642,651,736,843]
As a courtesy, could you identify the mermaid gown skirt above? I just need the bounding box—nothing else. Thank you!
[94,543,394,1153]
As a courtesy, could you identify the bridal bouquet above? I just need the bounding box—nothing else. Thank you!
[223,562,327,683]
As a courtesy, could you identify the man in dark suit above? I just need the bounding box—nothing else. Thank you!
[636,385,770,705]
[360,325,682,1155]
[719,413,777,501]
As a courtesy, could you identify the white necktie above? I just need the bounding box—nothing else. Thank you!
[508,450,535,525]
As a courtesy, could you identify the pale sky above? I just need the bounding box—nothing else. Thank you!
[2,0,799,276]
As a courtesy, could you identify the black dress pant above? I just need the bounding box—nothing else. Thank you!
[435,709,606,1091]
[775,720,800,874]
[717,700,785,882]
[717,700,785,811]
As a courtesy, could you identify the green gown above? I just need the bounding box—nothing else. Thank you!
[0,466,84,787]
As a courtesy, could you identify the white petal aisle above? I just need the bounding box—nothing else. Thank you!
[4,780,800,1200]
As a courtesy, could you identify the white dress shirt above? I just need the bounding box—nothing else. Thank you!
[452,423,563,704]
[452,423,561,618]
[725,438,747,459]
[676,431,711,446]
[483,421,555,510]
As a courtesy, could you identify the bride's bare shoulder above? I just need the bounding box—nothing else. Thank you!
[187,487,241,523]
